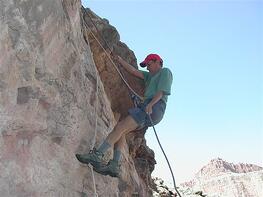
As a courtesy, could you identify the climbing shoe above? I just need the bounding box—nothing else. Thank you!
[75,148,104,169]
[94,160,121,177]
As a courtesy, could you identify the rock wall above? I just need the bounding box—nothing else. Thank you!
[0,0,155,196]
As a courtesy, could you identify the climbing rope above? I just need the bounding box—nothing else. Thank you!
[82,7,143,101]
[81,12,99,195]
[148,115,182,197]
[90,166,98,197]
[88,51,99,197]
[82,7,182,197]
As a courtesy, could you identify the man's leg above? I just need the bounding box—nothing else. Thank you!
[94,134,127,177]
[105,115,138,146]
[96,115,137,155]
[113,134,126,162]
[89,116,137,176]
[113,132,130,162]
[76,115,138,167]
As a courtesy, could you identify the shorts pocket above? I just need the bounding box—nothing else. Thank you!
[147,100,166,126]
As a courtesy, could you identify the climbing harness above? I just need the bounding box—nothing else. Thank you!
[82,7,182,197]
[130,92,142,108]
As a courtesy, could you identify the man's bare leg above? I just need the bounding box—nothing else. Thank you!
[111,135,126,163]
[106,115,138,146]
[75,115,138,168]
[114,135,126,150]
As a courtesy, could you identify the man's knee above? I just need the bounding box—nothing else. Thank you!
[114,115,138,135]
[126,115,138,125]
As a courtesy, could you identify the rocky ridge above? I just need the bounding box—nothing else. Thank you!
[195,158,262,179]
[181,158,263,197]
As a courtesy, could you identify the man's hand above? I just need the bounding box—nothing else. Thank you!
[112,55,120,62]
[145,91,164,115]
[115,55,144,79]
[111,54,119,62]
[116,55,125,65]
[145,103,153,115]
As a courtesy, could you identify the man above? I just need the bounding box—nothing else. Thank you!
[76,54,173,177]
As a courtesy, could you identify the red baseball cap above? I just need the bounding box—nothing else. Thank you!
[140,54,163,67]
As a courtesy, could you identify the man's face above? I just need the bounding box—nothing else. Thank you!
[146,60,161,72]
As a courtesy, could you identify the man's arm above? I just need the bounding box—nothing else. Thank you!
[145,91,164,114]
[116,56,144,79]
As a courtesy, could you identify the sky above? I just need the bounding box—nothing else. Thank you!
[82,0,263,185]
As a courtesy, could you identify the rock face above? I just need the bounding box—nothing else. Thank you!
[181,158,263,197]
[0,0,155,196]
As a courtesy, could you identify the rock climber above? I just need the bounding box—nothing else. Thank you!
[76,53,173,177]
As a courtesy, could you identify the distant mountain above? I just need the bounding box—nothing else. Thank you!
[196,158,262,178]
[181,158,263,197]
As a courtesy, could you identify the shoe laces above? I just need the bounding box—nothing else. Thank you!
[89,148,96,154]
[89,148,103,156]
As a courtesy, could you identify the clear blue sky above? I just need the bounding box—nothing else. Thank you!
[82,0,263,184]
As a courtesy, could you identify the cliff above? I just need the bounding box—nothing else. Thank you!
[0,0,155,196]
[181,158,263,197]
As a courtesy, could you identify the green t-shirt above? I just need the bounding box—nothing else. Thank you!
[141,68,173,103]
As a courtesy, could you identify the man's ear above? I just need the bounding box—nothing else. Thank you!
[160,60,163,67]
